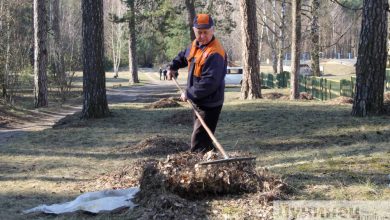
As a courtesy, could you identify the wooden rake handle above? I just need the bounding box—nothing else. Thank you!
[172,77,229,159]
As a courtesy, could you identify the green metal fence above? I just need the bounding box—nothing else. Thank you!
[259,69,390,100]
[297,76,344,100]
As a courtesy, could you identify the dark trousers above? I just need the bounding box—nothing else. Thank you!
[190,104,223,153]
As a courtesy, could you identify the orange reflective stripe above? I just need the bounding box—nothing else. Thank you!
[187,39,226,77]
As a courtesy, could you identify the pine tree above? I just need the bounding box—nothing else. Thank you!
[239,0,261,100]
[290,0,301,100]
[33,0,48,108]
[81,0,110,118]
[352,0,388,116]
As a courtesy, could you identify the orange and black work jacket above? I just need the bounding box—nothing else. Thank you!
[169,37,227,108]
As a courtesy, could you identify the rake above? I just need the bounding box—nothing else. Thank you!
[172,77,256,165]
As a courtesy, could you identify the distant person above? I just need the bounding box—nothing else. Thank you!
[159,67,163,80]
[167,14,227,153]
[163,69,167,80]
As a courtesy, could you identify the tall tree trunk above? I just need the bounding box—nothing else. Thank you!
[277,0,286,74]
[4,4,10,99]
[2,3,10,99]
[185,0,196,41]
[81,0,109,118]
[0,0,2,30]
[51,0,66,99]
[1,2,8,98]
[265,1,276,74]
[388,13,390,67]
[290,0,301,100]
[258,0,266,63]
[110,1,123,78]
[310,0,320,76]
[240,0,261,100]
[352,0,387,116]
[34,0,48,108]
[112,22,122,78]
[0,0,3,97]
[271,0,278,74]
[128,0,138,84]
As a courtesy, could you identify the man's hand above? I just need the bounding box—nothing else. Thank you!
[180,92,187,102]
[167,69,177,80]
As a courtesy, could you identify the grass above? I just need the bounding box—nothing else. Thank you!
[0,68,389,219]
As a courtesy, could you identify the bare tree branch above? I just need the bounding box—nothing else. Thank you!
[330,0,362,11]
[320,11,362,49]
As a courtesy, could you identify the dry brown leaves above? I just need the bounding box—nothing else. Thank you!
[129,159,209,219]
[0,115,14,128]
[131,187,208,220]
[128,152,287,219]
[120,135,189,156]
[80,159,150,192]
[262,92,289,100]
[145,97,181,109]
[384,92,390,103]
[80,150,288,219]
[327,96,353,105]
[137,152,287,199]
[384,93,390,114]
[299,92,313,100]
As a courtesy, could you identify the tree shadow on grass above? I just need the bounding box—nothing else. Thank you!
[2,100,389,163]
[219,101,390,152]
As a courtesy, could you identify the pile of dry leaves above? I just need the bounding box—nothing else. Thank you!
[299,92,313,100]
[0,115,14,128]
[81,160,148,192]
[138,152,286,199]
[120,135,189,156]
[81,148,288,219]
[326,96,353,105]
[127,152,287,219]
[262,92,289,100]
[384,92,390,103]
[145,97,181,109]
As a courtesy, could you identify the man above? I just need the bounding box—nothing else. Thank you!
[167,14,227,153]
[163,69,167,80]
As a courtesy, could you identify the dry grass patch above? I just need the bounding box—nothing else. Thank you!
[162,109,193,125]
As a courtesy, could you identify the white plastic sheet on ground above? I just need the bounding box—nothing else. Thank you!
[23,187,140,214]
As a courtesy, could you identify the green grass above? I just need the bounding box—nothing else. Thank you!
[1,69,389,219]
